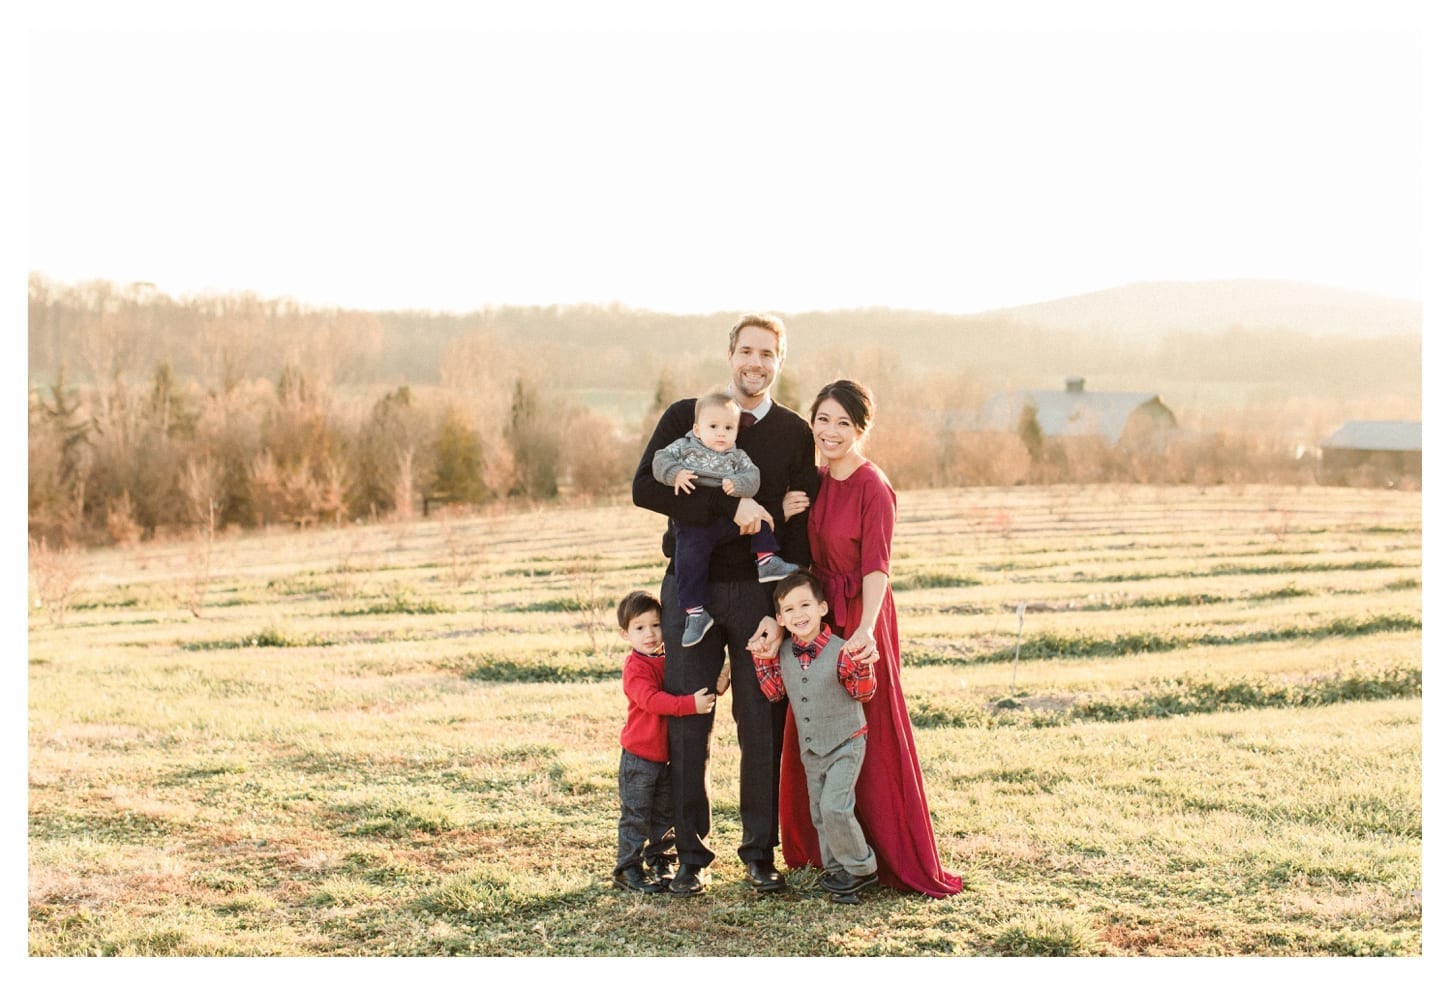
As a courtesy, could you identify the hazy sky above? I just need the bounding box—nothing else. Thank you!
[26,9,1426,316]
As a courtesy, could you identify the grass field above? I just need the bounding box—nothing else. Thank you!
[26,484,1422,957]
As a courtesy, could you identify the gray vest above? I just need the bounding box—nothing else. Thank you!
[781,635,866,756]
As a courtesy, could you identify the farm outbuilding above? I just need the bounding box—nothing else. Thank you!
[1319,420,1421,487]
[977,376,1178,445]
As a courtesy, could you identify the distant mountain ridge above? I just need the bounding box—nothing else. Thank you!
[972,279,1420,339]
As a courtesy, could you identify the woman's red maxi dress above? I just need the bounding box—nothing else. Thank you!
[779,461,962,897]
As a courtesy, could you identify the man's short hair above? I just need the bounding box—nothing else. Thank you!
[772,570,826,609]
[617,589,662,629]
[694,390,741,423]
[729,313,787,360]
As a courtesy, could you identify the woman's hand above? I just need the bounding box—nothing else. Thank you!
[781,488,811,521]
[747,616,783,659]
[715,663,732,695]
[842,626,879,665]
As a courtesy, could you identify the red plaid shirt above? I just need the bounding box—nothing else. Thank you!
[753,624,876,712]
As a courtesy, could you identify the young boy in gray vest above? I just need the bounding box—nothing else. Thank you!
[752,571,878,903]
[652,390,799,647]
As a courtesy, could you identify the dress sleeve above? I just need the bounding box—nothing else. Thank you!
[859,467,896,578]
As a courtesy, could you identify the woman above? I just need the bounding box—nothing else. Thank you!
[775,379,962,898]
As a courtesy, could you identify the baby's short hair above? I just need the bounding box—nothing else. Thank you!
[616,589,662,629]
[772,570,826,609]
[694,391,740,423]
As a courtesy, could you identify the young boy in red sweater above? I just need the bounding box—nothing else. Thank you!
[613,590,721,892]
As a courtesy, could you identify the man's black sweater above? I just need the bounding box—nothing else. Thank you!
[632,397,819,582]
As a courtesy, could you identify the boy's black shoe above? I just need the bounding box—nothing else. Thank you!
[820,870,877,895]
[612,865,663,893]
[647,857,676,889]
[668,863,709,896]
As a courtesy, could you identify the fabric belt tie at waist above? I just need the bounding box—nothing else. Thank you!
[816,568,860,624]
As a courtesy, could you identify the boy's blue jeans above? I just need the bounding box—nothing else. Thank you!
[615,748,675,874]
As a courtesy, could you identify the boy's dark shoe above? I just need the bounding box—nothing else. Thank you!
[668,863,709,896]
[612,865,663,893]
[745,859,786,892]
[681,610,714,648]
[647,857,676,889]
[820,870,877,896]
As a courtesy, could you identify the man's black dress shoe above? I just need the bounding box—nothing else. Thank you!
[668,863,708,896]
[612,864,663,893]
[745,859,786,892]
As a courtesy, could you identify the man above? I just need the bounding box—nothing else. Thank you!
[631,314,819,896]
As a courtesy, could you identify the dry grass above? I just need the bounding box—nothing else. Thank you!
[27,484,1421,956]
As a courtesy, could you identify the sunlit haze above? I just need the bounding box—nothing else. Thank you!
[27,22,1422,315]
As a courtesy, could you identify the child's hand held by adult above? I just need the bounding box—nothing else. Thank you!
[843,628,880,665]
[747,615,783,659]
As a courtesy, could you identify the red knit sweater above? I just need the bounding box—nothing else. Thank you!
[620,649,699,763]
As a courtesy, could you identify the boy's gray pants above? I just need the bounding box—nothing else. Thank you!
[803,733,875,877]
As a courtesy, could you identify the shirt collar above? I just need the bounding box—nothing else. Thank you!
[791,624,833,653]
[729,388,772,421]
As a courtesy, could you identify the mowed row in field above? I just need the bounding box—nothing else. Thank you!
[27,484,1421,956]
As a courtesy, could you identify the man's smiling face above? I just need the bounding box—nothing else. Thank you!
[728,325,781,403]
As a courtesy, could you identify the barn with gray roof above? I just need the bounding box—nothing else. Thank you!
[977,377,1178,445]
[1319,420,1421,486]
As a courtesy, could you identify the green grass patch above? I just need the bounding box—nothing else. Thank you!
[893,571,983,591]
[989,910,1098,956]
[464,653,619,684]
[1088,559,1411,583]
[338,591,454,616]
[1066,667,1422,723]
[182,625,333,650]
[920,666,1424,731]
[909,613,1421,666]
[503,597,592,613]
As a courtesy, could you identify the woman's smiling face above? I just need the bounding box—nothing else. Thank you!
[812,396,862,464]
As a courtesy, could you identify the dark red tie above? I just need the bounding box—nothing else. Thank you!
[739,411,757,430]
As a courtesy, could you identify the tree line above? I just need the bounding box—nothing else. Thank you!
[28,275,1420,548]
